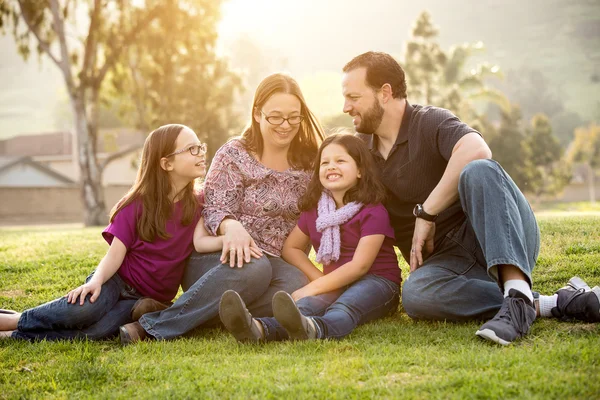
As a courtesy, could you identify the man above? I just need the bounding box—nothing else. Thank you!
[341,51,600,345]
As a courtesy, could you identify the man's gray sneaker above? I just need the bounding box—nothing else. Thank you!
[551,276,600,323]
[476,289,536,346]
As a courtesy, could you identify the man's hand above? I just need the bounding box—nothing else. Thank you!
[410,218,436,272]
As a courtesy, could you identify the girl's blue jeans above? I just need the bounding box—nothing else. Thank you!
[12,273,142,341]
[258,274,400,341]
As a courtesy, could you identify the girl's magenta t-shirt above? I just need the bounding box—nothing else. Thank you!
[102,196,202,302]
[297,203,401,284]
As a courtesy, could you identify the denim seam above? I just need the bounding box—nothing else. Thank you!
[322,282,398,339]
[141,265,222,340]
[499,165,516,259]
[371,275,401,295]
[323,296,397,340]
[487,257,532,281]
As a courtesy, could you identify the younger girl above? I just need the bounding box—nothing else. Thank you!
[0,124,206,341]
[218,133,401,341]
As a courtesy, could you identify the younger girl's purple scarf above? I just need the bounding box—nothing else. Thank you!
[315,191,363,265]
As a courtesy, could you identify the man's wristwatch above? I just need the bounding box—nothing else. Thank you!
[413,204,438,222]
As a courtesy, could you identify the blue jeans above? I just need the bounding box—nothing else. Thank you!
[12,273,141,341]
[258,274,400,341]
[139,252,309,340]
[402,159,540,321]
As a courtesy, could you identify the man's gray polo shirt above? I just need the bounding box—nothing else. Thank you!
[357,102,479,262]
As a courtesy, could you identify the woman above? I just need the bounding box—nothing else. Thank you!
[120,73,325,343]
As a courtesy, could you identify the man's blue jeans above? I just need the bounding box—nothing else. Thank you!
[12,273,141,341]
[139,252,309,340]
[258,274,400,341]
[402,159,540,321]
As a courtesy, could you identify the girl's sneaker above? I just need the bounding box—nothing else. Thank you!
[272,291,317,340]
[219,290,263,342]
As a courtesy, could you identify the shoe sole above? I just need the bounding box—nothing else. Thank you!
[119,325,135,346]
[475,328,511,346]
[567,276,591,292]
[272,291,308,340]
[219,290,260,342]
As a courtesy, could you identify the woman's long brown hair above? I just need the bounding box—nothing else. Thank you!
[240,73,324,171]
[299,133,387,211]
[109,124,199,242]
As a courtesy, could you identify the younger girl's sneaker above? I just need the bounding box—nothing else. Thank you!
[272,291,317,340]
[551,276,600,322]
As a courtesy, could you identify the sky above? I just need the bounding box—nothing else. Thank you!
[1,0,598,139]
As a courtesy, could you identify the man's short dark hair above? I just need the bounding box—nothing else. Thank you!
[343,51,407,99]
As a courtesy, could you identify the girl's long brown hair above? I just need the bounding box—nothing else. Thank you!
[299,133,387,211]
[110,124,200,242]
[241,73,324,170]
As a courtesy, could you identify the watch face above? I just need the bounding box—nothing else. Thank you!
[413,204,421,217]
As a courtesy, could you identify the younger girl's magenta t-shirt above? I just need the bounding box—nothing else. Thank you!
[297,203,401,284]
[102,196,202,302]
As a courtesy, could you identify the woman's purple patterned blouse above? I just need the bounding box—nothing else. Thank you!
[203,139,312,256]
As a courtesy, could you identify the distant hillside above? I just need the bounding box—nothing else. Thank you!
[2,0,598,140]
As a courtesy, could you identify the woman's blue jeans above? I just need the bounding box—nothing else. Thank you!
[258,274,400,341]
[139,252,309,340]
[12,273,141,341]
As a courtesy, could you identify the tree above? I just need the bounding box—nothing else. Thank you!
[526,114,571,201]
[0,0,236,225]
[568,123,600,203]
[114,3,242,161]
[488,107,535,191]
[403,11,510,130]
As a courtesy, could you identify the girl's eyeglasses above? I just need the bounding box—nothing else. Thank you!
[165,143,207,158]
[260,111,304,126]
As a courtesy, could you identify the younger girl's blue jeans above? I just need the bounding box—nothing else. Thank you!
[258,273,400,341]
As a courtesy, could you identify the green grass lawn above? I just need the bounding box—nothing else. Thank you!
[1,216,599,399]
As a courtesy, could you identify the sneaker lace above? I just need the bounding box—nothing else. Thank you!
[497,296,531,336]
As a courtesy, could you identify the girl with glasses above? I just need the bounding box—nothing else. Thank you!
[0,124,207,341]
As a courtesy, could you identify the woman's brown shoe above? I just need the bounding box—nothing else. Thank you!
[119,322,147,345]
[130,298,169,321]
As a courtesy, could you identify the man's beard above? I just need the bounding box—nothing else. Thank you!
[356,100,384,134]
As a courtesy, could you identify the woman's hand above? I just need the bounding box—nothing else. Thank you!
[220,219,263,268]
[65,280,102,305]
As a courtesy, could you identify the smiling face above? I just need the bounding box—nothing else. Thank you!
[165,127,206,182]
[319,143,361,201]
[254,92,302,151]
[342,67,384,134]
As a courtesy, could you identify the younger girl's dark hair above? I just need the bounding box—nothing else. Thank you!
[299,133,386,211]
[110,124,200,242]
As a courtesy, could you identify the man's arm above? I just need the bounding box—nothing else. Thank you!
[410,132,491,271]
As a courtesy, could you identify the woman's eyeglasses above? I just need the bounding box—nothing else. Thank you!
[261,111,304,126]
[165,143,207,158]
